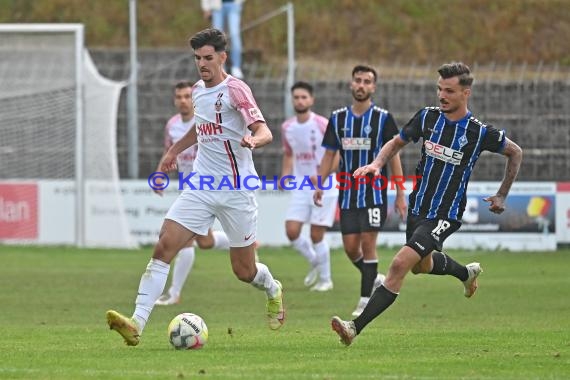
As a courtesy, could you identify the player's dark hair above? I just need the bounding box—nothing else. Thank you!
[174,81,193,90]
[352,65,377,83]
[438,62,474,87]
[291,81,313,95]
[189,28,227,52]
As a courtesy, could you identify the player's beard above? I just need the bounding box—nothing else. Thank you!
[180,108,191,119]
[200,69,213,83]
[439,100,457,113]
[352,89,371,102]
[294,106,310,114]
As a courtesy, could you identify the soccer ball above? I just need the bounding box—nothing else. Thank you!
[167,313,208,350]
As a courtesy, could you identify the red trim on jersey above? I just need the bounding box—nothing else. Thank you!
[557,182,570,192]
[227,78,265,126]
[224,140,239,188]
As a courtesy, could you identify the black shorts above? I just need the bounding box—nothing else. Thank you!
[340,204,387,235]
[405,214,461,258]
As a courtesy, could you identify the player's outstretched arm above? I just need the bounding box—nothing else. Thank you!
[354,136,408,177]
[243,121,273,149]
[484,138,523,214]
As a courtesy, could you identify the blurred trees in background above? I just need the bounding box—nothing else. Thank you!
[1,0,569,65]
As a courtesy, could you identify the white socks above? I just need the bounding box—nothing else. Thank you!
[250,262,279,298]
[313,240,331,282]
[212,230,230,250]
[168,247,195,298]
[133,259,170,332]
[292,236,318,267]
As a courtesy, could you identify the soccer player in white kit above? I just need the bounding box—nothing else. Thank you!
[153,81,231,306]
[106,28,284,346]
[281,81,338,292]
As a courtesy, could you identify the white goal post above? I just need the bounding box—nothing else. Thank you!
[0,24,136,248]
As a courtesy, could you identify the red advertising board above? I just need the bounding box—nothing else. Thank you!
[0,183,38,239]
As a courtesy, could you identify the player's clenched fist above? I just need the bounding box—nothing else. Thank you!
[159,151,178,172]
[241,135,256,149]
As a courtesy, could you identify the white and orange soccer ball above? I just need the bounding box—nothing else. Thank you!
[167,313,208,350]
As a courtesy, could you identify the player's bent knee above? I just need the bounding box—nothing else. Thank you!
[285,229,301,241]
[196,239,214,249]
[285,221,303,241]
[153,236,187,264]
[389,246,423,277]
[389,256,409,275]
[309,227,326,243]
[344,248,362,261]
[232,267,256,282]
[152,242,172,263]
[230,259,257,282]
[310,234,324,244]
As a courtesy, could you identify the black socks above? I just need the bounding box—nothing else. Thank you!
[430,251,468,281]
[353,285,398,334]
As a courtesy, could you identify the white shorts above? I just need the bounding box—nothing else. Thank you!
[285,191,338,227]
[165,190,257,248]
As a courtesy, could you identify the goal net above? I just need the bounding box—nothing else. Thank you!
[0,24,136,248]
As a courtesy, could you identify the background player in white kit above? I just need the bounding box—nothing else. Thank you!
[106,28,284,346]
[280,81,338,292]
[153,81,230,306]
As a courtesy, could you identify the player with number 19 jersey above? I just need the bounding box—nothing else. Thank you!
[322,104,399,211]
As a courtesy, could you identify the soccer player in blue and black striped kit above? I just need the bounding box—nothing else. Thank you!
[313,65,408,317]
[331,62,523,346]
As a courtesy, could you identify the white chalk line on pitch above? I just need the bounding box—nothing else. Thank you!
[0,367,523,380]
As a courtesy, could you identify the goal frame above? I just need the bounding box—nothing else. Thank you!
[0,24,86,246]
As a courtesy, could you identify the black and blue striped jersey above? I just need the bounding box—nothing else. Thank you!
[400,107,506,221]
[322,104,399,209]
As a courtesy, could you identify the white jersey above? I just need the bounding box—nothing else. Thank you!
[164,114,197,176]
[281,112,338,195]
[191,75,264,190]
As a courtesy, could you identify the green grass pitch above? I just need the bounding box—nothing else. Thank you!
[0,245,568,379]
